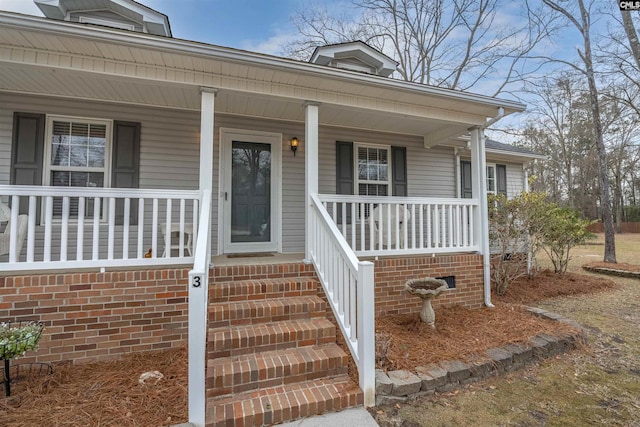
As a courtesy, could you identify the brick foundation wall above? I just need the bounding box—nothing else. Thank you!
[373,254,484,316]
[0,269,190,365]
[0,255,483,366]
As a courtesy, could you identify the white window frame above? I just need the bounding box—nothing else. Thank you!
[42,115,113,222]
[354,142,393,197]
[486,163,497,195]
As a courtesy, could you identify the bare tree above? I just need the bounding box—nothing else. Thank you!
[282,0,555,97]
[620,6,640,71]
[541,0,616,263]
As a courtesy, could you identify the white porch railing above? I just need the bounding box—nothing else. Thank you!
[309,193,375,407]
[0,185,200,271]
[318,194,480,257]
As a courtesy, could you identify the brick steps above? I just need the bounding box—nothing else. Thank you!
[208,295,326,328]
[206,377,363,427]
[209,277,319,303]
[208,318,336,359]
[206,344,349,398]
[206,273,362,427]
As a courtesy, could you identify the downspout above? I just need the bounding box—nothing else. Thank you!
[523,164,531,275]
[481,106,504,308]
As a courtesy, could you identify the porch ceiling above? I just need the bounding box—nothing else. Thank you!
[0,62,466,137]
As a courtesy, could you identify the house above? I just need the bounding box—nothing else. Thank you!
[0,1,541,425]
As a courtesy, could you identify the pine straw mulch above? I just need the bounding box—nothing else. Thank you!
[0,346,188,427]
[376,269,616,372]
[498,269,618,305]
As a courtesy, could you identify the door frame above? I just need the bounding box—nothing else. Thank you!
[218,127,282,254]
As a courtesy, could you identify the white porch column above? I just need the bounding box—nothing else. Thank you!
[304,102,319,262]
[189,87,216,427]
[469,127,493,307]
[199,88,217,192]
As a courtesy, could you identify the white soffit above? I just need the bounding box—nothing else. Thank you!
[34,0,171,37]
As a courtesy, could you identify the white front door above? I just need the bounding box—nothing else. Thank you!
[220,128,281,254]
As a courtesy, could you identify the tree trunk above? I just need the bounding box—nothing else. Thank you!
[620,9,640,71]
[579,1,616,262]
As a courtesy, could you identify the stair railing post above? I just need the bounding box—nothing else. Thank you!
[357,260,375,406]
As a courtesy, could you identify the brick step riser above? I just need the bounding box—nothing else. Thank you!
[208,300,327,328]
[207,379,363,427]
[209,280,320,303]
[207,363,348,399]
[208,334,337,360]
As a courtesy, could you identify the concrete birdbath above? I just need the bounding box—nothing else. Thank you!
[404,278,449,328]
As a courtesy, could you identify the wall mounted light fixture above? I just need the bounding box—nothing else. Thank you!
[290,137,299,156]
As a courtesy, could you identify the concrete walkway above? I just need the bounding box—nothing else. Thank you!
[172,407,379,427]
[279,408,379,427]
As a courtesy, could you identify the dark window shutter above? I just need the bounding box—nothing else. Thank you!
[335,141,354,224]
[460,160,472,198]
[11,112,45,219]
[391,146,407,197]
[336,141,354,195]
[497,164,507,196]
[112,121,141,225]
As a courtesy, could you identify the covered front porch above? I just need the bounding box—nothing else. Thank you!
[0,10,525,425]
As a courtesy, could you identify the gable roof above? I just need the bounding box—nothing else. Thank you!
[310,41,398,77]
[34,0,172,36]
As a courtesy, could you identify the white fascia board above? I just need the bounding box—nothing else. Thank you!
[485,148,546,161]
[0,12,524,114]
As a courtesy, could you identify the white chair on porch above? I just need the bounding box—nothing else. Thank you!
[0,202,28,258]
[370,205,410,249]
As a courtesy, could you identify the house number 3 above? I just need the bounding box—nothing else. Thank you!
[192,276,202,288]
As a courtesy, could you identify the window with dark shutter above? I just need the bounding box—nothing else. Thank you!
[335,141,408,220]
[459,161,507,197]
[10,113,140,224]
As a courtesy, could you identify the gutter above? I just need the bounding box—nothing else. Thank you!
[0,12,526,114]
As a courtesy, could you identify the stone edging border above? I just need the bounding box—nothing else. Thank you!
[582,265,640,279]
[375,307,587,404]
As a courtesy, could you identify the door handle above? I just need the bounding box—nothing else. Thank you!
[224,192,228,201]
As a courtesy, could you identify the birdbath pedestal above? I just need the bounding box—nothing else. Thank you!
[404,278,449,328]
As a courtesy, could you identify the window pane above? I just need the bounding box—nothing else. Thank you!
[51,143,70,166]
[70,145,88,167]
[88,146,105,167]
[368,164,378,180]
[89,124,107,147]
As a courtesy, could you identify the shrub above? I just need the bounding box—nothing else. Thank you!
[541,207,594,274]
[488,192,547,295]
[0,321,44,360]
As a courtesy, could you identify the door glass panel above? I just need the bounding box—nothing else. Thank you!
[231,141,271,243]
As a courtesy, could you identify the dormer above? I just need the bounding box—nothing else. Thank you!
[34,0,172,37]
[309,41,398,77]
